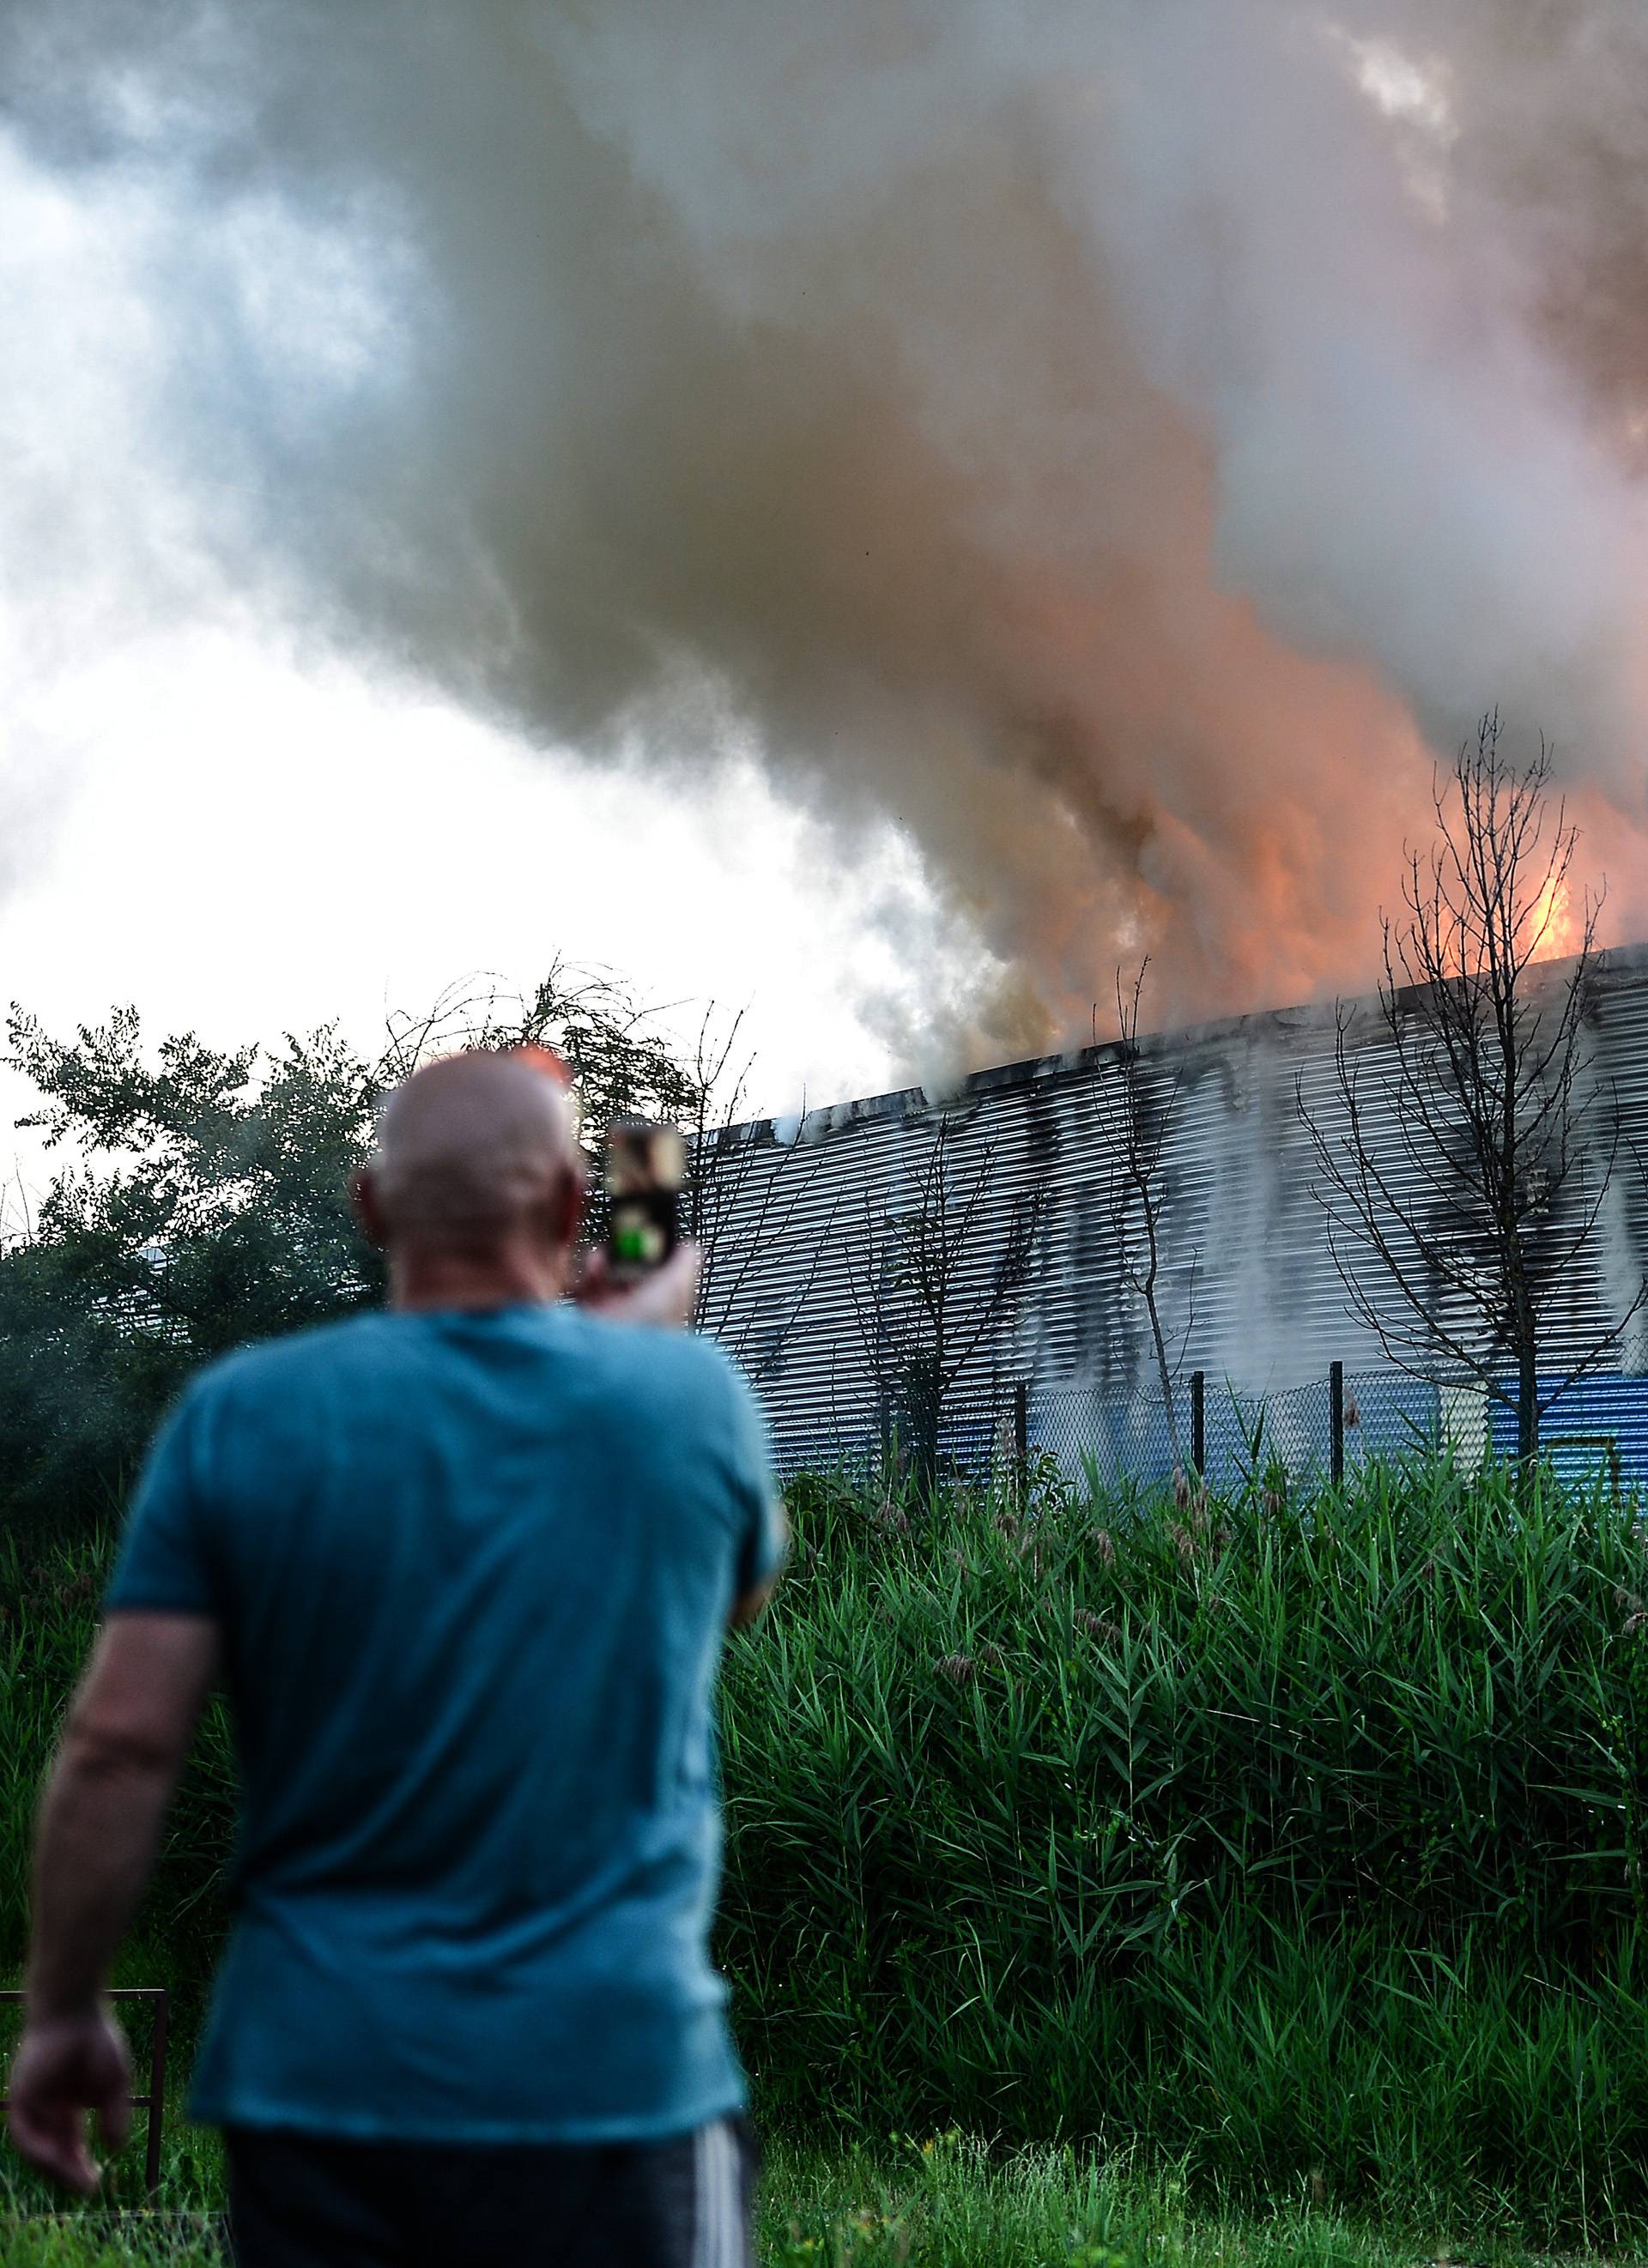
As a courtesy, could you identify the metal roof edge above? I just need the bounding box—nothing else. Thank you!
[725,938,1648,1148]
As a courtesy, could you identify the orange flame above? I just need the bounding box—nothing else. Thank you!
[1524,874,1579,964]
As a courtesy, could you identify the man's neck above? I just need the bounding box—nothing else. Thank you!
[386,1240,573,1314]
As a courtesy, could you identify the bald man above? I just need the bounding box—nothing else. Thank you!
[7,1050,786,2267]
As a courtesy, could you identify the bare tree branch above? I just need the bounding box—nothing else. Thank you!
[1300,712,1641,1459]
[850,1114,1044,1485]
[1090,959,1195,1464]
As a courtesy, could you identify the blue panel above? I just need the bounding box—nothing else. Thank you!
[1487,1375,1648,1482]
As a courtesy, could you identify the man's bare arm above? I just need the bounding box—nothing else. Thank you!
[27,1612,218,2016]
[729,1576,780,1630]
[730,1501,790,1630]
[7,1612,218,2192]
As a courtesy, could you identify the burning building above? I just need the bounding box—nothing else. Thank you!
[700,943,1648,1482]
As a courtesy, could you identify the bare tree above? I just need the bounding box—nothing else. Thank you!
[851,1113,1043,1485]
[380,961,703,1128]
[683,1007,833,1382]
[682,1001,755,1252]
[1091,960,1197,1463]
[1301,712,1643,1461]
[379,962,710,1246]
[379,968,838,1388]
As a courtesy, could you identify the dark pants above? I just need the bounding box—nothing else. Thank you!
[225,2115,757,2268]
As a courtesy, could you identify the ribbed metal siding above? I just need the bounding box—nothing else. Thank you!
[699,947,1648,1468]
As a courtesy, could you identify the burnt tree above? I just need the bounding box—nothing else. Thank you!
[1301,713,1642,1461]
[684,1007,831,1382]
[851,1112,1042,1485]
[1091,960,1197,1466]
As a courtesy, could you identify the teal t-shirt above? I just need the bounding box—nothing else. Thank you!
[106,1303,785,2144]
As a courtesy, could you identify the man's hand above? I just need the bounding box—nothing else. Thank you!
[574,1240,701,1328]
[6,2009,131,2195]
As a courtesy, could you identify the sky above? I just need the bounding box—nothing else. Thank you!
[0,618,977,1198]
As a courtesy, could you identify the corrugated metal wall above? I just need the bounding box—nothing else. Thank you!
[698,945,1648,1470]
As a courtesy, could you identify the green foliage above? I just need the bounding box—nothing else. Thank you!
[0,1007,385,1539]
[11,1007,385,1343]
[0,967,717,1539]
[379,966,712,1243]
[12,1456,1648,2238]
[0,1535,234,2000]
[0,2217,225,2267]
[718,1455,1648,2233]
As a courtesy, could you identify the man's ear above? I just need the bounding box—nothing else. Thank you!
[531,1159,585,1253]
[524,1164,581,1258]
[352,1167,389,1250]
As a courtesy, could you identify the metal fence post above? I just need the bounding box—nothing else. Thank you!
[1190,1370,1205,1476]
[1013,1379,1029,1500]
[1330,1360,1345,1488]
[145,1988,169,2198]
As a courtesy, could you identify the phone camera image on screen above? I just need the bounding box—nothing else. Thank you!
[603,1120,686,1280]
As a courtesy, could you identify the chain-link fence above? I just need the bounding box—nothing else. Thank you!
[1030,1369,1456,1491]
[771,1365,1648,1493]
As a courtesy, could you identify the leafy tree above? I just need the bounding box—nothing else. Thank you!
[381,964,708,1243]
[0,962,728,1539]
[0,1009,381,1537]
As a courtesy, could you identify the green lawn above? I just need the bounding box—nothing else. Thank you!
[2,2132,1644,2267]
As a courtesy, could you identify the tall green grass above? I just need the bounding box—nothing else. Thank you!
[718,1454,1648,2236]
[0,1538,235,2017]
[7,1455,1648,2237]
[757,2135,1567,2268]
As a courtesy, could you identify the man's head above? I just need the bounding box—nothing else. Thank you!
[354,1050,585,1303]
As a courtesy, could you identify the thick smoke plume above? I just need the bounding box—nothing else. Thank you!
[6,1,1648,1060]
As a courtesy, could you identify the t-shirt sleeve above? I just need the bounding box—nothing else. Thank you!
[722,1366,787,1598]
[105,1382,220,1617]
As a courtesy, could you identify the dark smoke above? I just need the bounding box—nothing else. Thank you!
[4,1,1647,1060]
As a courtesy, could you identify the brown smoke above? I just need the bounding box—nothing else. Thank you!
[6,1,1648,1061]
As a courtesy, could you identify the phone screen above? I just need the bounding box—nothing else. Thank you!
[604,1120,686,1278]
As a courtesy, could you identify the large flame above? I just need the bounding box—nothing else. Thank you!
[1525,874,1581,965]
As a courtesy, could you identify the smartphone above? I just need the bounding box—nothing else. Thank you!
[603,1119,687,1281]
